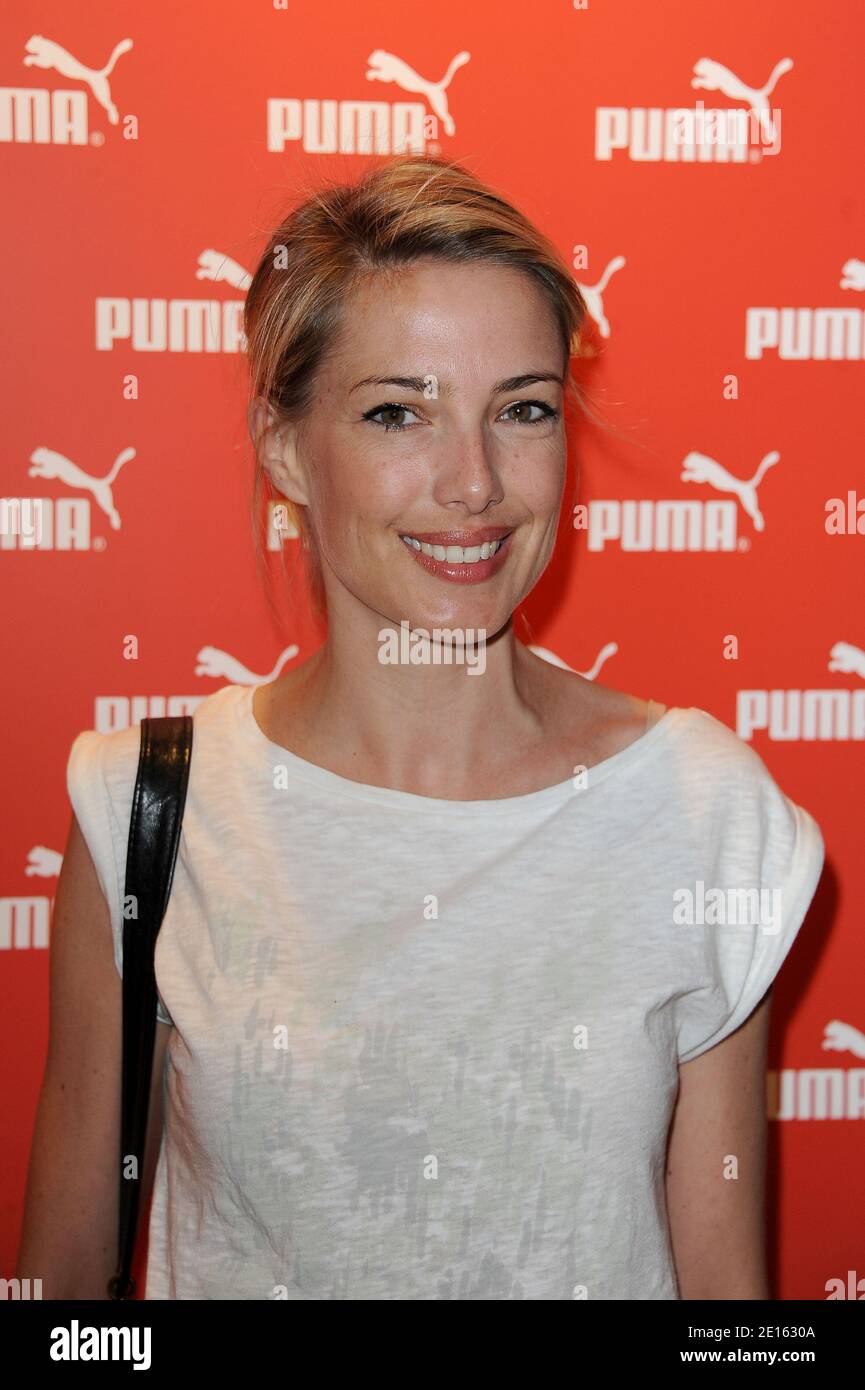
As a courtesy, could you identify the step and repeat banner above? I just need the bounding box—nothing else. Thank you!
[1,1,862,1300]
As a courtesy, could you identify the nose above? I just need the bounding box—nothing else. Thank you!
[432,425,504,514]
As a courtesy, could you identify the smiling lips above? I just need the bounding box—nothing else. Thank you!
[398,526,514,582]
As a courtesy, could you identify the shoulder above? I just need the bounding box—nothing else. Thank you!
[664,708,826,928]
[526,647,824,855]
[656,711,826,1065]
[188,682,246,743]
[666,704,775,785]
[519,645,654,760]
[663,704,818,831]
[66,684,244,816]
[66,721,141,828]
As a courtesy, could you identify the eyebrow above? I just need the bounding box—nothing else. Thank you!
[349,372,564,396]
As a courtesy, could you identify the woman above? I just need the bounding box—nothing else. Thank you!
[18,154,824,1300]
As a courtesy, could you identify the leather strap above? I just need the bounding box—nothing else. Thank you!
[108,714,193,1300]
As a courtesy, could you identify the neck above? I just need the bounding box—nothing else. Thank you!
[269,596,558,796]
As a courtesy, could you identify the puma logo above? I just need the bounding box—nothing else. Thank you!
[691,56,793,146]
[828,641,865,681]
[194,644,300,685]
[22,34,133,126]
[840,258,865,292]
[529,641,618,682]
[365,49,470,137]
[25,847,63,878]
[28,445,134,530]
[680,450,780,531]
[195,249,252,292]
[822,1020,865,1061]
[574,256,626,339]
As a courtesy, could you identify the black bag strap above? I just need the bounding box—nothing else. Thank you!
[108,714,193,1300]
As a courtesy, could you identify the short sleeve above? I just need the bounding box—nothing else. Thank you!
[66,729,174,1027]
[674,745,825,1064]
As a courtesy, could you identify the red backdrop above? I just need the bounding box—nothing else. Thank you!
[1,0,862,1300]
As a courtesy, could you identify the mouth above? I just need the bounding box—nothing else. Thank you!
[397,527,515,583]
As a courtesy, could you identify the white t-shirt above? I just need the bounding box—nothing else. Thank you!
[66,682,824,1300]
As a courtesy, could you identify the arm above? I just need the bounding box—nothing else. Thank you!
[15,810,169,1300]
[665,989,773,1300]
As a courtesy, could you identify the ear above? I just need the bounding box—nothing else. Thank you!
[247,397,310,507]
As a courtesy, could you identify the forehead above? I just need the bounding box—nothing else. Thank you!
[323,259,563,380]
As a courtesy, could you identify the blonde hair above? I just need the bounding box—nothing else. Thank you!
[243,153,589,626]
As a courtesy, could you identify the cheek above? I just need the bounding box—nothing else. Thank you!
[323,438,426,518]
[510,444,566,518]
[307,448,415,561]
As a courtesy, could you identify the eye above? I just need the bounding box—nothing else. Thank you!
[362,403,422,432]
[500,400,559,426]
[362,398,560,433]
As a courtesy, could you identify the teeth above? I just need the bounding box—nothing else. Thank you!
[399,535,507,564]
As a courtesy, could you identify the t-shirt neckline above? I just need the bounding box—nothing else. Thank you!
[231,682,689,815]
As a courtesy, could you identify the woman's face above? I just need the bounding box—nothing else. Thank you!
[283,258,568,637]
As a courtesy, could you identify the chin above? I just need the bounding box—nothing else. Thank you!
[397,593,510,637]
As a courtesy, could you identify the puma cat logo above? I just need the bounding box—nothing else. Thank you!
[822,1021,865,1061]
[22,34,133,126]
[691,56,793,146]
[25,847,63,878]
[28,445,134,530]
[529,642,618,682]
[194,645,300,685]
[574,256,626,339]
[680,450,780,531]
[827,642,865,681]
[195,249,252,292]
[840,258,865,291]
[365,50,470,137]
